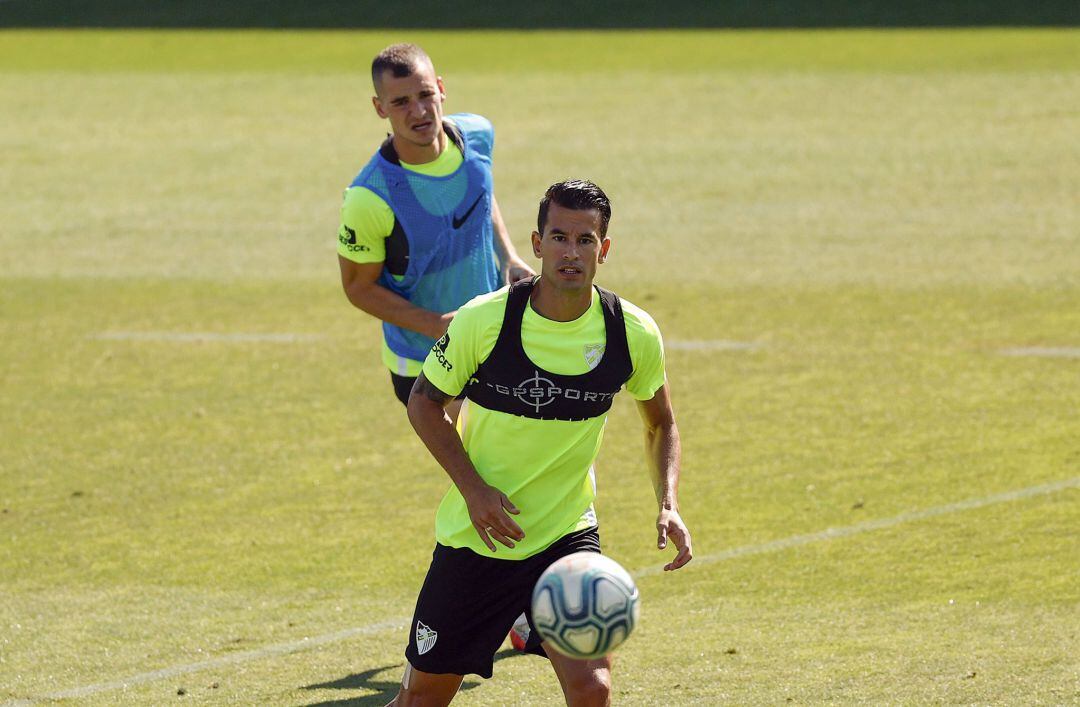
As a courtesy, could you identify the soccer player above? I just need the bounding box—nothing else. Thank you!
[395,180,693,706]
[337,43,534,407]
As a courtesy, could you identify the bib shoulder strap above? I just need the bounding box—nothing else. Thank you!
[484,278,534,363]
[595,285,633,381]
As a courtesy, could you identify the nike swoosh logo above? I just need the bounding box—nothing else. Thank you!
[452,194,484,229]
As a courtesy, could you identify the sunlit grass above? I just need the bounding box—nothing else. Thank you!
[1,29,1077,704]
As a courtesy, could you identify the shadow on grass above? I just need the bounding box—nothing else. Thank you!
[299,649,525,706]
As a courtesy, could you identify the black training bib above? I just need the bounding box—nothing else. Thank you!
[464,279,633,421]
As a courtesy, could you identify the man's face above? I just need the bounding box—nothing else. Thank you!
[531,203,610,293]
[372,61,446,148]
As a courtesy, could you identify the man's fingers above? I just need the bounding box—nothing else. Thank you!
[501,515,525,541]
[657,524,668,550]
[659,523,693,571]
[501,494,521,515]
[474,524,497,552]
[499,496,525,540]
[475,513,524,548]
[664,540,693,571]
[488,527,516,549]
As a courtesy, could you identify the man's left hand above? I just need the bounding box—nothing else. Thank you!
[656,507,692,571]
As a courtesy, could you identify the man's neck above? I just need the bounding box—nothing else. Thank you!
[392,126,447,165]
[530,278,593,322]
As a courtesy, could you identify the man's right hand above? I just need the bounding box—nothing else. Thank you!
[430,311,456,340]
[461,482,525,551]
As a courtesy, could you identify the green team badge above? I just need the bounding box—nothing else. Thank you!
[584,343,605,370]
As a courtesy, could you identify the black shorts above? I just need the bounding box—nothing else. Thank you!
[405,527,601,678]
[389,372,466,407]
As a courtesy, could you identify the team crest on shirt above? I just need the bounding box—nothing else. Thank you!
[584,343,605,370]
[338,224,369,252]
[416,620,438,655]
[432,333,453,371]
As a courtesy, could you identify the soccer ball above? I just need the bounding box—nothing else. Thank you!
[531,551,640,659]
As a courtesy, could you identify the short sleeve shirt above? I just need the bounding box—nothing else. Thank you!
[337,127,468,376]
[422,284,666,559]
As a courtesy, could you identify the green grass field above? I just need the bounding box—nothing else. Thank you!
[1,29,1078,704]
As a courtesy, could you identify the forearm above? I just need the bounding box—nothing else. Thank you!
[490,197,534,284]
[344,277,449,340]
[407,389,486,496]
[644,420,682,511]
[489,196,517,265]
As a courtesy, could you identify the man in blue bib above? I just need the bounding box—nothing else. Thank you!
[337,43,534,406]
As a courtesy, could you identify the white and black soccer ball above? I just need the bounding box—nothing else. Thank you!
[531,551,640,659]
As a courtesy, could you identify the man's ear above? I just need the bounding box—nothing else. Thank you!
[531,230,543,258]
[372,95,388,119]
[598,237,611,263]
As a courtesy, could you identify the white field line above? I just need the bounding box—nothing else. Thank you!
[666,339,761,352]
[999,346,1080,359]
[636,476,1080,578]
[18,620,406,702]
[9,476,1077,704]
[91,331,325,343]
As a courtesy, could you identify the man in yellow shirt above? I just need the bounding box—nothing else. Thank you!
[337,43,533,406]
[394,180,693,706]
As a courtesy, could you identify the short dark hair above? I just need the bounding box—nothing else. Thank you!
[537,180,612,237]
[371,43,431,89]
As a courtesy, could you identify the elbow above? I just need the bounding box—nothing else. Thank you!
[646,420,679,446]
[406,388,438,434]
[406,390,424,431]
[343,281,375,313]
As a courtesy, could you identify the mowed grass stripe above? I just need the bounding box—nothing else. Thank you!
[18,476,1076,703]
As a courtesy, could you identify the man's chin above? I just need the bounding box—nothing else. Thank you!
[398,132,438,148]
[546,275,592,291]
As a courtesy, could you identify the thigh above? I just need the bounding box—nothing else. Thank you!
[406,544,535,679]
[521,527,602,657]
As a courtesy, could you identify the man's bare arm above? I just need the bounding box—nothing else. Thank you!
[407,373,524,550]
[338,256,453,339]
[636,384,693,571]
[489,196,535,284]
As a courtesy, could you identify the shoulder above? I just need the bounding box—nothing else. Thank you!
[614,294,667,399]
[349,147,389,187]
[443,287,509,360]
[458,285,510,319]
[617,295,663,344]
[341,185,392,219]
[446,112,493,136]
[446,113,494,156]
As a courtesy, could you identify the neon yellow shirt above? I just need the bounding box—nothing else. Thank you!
[338,138,465,376]
[421,284,666,559]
